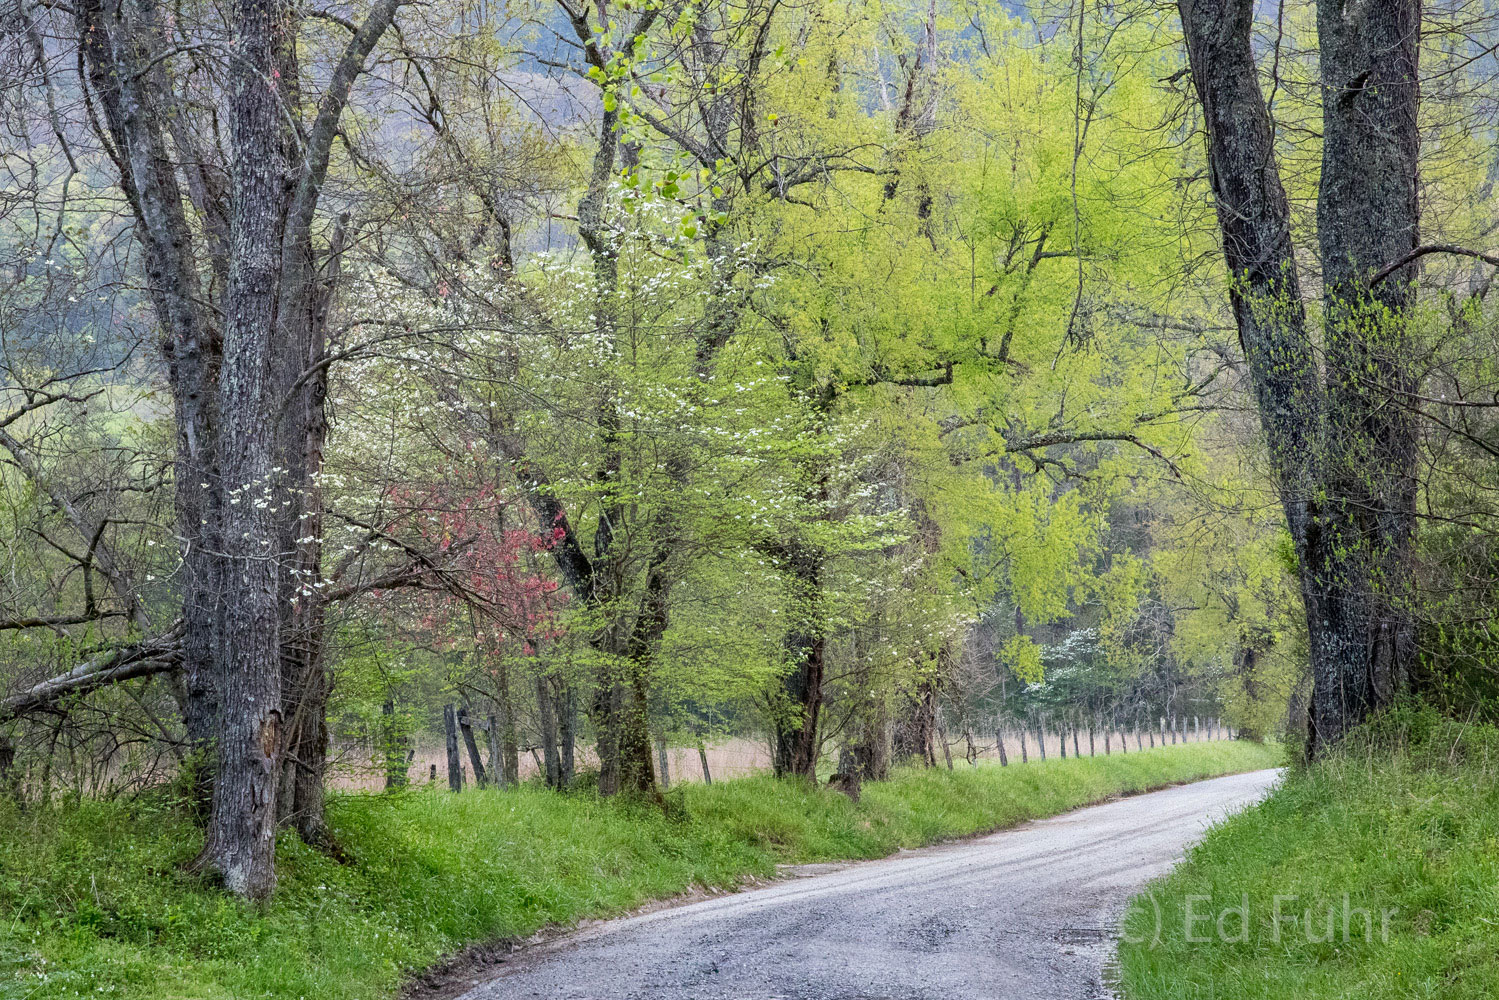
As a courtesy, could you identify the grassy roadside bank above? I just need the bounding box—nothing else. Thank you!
[1,741,1278,1000]
[1117,708,1499,1000]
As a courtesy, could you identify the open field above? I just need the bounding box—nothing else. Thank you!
[329,724,1237,792]
[328,737,774,792]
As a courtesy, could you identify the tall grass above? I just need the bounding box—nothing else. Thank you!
[0,740,1277,1000]
[1117,706,1499,1000]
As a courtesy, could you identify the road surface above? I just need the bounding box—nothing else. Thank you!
[457,768,1280,1000]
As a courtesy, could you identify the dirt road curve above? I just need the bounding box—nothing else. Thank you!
[459,768,1281,1000]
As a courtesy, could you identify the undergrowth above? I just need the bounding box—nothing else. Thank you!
[1118,705,1499,1000]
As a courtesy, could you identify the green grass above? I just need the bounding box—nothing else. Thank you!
[0,741,1277,1000]
[1118,706,1499,1000]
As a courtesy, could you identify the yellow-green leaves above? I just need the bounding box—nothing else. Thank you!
[1002,635,1045,684]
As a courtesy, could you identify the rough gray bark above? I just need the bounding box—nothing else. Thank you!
[1178,0,1421,753]
[273,218,336,844]
[74,0,223,795]
[74,0,401,892]
[560,0,659,800]
[269,0,399,847]
[1309,0,1421,748]
[193,0,293,901]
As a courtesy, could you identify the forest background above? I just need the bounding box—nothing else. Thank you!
[3,0,1498,905]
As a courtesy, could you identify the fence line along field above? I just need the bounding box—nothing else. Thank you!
[328,715,1237,792]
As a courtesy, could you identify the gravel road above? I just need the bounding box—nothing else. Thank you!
[458,768,1281,1000]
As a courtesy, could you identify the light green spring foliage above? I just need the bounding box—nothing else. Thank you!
[0,741,1277,1000]
[323,0,1257,730]
[738,4,1219,690]
[1151,493,1304,740]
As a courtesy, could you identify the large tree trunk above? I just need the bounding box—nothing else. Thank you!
[1308,0,1421,749]
[273,210,342,846]
[195,0,292,900]
[1177,0,1420,755]
[892,677,937,766]
[772,546,825,780]
[573,25,657,798]
[845,700,892,782]
[267,0,398,844]
[75,0,223,813]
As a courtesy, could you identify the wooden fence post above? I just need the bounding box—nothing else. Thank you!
[443,704,464,792]
[457,707,488,787]
[486,715,506,788]
[656,733,671,790]
[697,739,712,784]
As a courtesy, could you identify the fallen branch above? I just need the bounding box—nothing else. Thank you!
[0,620,184,723]
[0,612,128,632]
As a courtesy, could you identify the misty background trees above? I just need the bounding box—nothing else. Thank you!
[4,0,1499,898]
